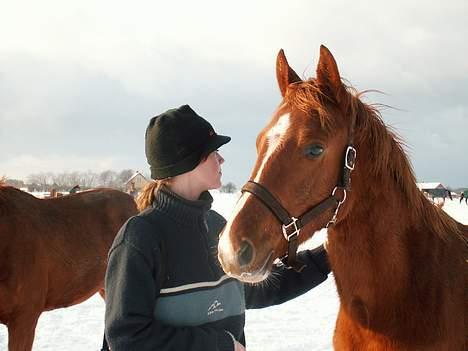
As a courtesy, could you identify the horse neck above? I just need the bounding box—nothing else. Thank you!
[326,133,461,316]
[328,164,413,271]
[327,135,427,301]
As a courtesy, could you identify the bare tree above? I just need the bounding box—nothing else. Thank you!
[52,173,68,190]
[5,178,25,188]
[118,169,135,185]
[68,171,82,189]
[24,169,142,191]
[82,171,99,188]
[28,172,52,191]
[220,182,237,193]
[99,170,118,188]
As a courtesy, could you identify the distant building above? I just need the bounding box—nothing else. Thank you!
[416,182,450,199]
[125,171,150,196]
[417,182,446,191]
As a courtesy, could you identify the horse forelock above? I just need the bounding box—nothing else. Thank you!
[285,78,461,239]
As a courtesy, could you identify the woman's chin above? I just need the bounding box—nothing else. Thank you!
[208,181,222,191]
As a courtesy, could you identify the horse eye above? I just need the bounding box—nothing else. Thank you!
[305,144,324,158]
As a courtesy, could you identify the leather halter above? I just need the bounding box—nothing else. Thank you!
[241,114,357,272]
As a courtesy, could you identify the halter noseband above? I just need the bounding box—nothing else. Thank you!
[241,116,357,272]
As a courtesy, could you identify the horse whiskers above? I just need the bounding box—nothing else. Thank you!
[264,270,281,289]
[243,269,281,289]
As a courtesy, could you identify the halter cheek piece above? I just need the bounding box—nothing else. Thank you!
[241,116,357,272]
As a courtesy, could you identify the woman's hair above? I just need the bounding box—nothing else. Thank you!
[136,179,170,212]
[136,153,213,211]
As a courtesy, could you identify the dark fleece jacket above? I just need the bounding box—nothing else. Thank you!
[104,188,330,351]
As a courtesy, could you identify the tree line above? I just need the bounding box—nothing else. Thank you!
[5,169,139,192]
[4,171,239,194]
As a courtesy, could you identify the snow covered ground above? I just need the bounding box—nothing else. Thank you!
[0,193,466,350]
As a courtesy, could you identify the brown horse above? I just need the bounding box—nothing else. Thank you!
[0,183,137,350]
[218,46,468,350]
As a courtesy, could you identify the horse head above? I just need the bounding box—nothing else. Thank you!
[218,46,468,350]
[218,46,361,282]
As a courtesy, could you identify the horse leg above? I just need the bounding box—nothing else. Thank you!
[7,311,41,351]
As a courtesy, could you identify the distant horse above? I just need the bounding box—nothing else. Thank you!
[0,183,137,350]
[460,191,468,205]
[218,46,468,350]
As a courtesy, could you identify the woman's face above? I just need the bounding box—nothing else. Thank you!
[192,150,225,190]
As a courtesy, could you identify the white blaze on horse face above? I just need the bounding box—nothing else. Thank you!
[219,113,290,271]
[253,113,291,183]
[219,192,252,262]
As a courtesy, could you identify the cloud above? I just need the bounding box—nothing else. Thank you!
[1,0,467,187]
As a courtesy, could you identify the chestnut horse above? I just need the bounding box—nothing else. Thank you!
[218,46,468,350]
[0,183,137,350]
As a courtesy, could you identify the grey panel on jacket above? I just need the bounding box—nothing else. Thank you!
[154,279,245,327]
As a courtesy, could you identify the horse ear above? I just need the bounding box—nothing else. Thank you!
[276,49,301,97]
[316,45,344,101]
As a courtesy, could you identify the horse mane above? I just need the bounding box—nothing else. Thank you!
[285,79,460,240]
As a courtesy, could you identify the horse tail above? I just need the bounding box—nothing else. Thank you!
[135,180,169,212]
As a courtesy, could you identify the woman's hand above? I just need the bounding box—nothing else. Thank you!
[234,340,246,351]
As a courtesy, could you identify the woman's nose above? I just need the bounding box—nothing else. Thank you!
[217,152,225,164]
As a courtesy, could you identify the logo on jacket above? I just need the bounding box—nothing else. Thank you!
[207,300,224,316]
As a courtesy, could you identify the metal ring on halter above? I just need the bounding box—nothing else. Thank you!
[282,217,300,241]
[332,186,347,204]
[345,146,357,170]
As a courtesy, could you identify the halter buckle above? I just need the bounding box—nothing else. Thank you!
[282,217,300,241]
[345,146,357,170]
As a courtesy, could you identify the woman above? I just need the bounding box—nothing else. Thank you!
[104,105,331,351]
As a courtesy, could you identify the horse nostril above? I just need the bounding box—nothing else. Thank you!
[237,240,254,268]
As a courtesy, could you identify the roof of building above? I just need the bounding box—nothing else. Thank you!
[125,171,148,184]
[416,182,446,190]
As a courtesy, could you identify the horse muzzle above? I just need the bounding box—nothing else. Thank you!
[218,234,275,283]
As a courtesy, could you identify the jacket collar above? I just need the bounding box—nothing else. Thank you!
[152,186,213,226]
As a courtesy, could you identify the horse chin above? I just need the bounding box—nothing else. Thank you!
[236,251,275,284]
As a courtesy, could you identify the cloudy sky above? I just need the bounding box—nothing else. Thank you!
[1,0,467,188]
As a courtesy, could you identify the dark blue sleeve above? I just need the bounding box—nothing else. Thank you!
[244,245,330,309]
